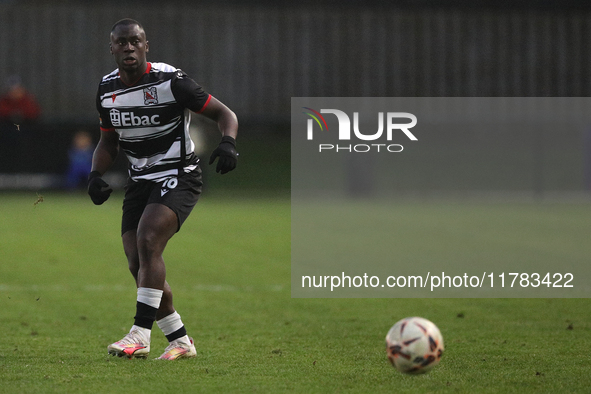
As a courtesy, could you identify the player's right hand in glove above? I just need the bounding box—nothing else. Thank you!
[87,171,113,205]
[208,136,238,174]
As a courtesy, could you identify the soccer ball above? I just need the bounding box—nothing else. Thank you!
[385,317,444,374]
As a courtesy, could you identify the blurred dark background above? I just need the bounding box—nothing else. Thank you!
[1,0,591,194]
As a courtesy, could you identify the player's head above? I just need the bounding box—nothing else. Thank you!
[111,18,145,35]
[109,19,149,74]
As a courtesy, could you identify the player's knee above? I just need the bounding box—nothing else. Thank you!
[136,228,166,256]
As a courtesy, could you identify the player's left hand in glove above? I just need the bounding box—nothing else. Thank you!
[208,136,238,174]
[87,171,113,205]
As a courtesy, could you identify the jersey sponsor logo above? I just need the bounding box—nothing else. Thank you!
[143,87,158,105]
[112,93,117,103]
[110,109,160,127]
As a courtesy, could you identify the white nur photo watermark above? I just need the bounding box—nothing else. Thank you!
[302,272,575,292]
[303,108,417,153]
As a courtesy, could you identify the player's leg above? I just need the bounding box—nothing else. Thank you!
[107,181,156,359]
[135,203,177,288]
[108,204,176,358]
[122,230,140,281]
[137,203,196,360]
[152,170,202,359]
[108,226,178,359]
[130,235,196,359]
[111,170,201,359]
[129,203,177,342]
[122,229,176,317]
[107,179,176,359]
[157,281,175,319]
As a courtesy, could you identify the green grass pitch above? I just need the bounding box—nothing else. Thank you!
[0,192,590,393]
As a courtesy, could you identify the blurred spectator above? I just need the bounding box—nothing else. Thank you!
[0,75,41,123]
[65,130,95,190]
[0,76,41,173]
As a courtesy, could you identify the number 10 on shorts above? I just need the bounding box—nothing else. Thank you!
[161,177,178,196]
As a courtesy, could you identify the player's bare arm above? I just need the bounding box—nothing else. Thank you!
[202,97,239,174]
[200,96,238,140]
[91,130,120,176]
[87,130,119,205]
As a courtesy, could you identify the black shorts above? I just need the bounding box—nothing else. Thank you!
[121,167,203,235]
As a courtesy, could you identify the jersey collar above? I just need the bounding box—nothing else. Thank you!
[119,62,152,87]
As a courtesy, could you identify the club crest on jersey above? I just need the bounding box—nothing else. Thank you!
[143,87,158,105]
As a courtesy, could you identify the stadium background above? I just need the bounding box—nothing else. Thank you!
[1,0,591,196]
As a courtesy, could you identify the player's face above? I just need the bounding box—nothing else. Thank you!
[110,24,149,74]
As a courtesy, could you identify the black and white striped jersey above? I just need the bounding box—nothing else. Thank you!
[96,62,211,182]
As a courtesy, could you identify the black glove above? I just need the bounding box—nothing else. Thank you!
[208,136,238,174]
[87,171,113,205]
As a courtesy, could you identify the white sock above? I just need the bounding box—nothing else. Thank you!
[175,335,190,344]
[157,312,190,344]
[157,311,184,335]
[132,288,163,341]
[137,287,163,309]
[130,325,152,342]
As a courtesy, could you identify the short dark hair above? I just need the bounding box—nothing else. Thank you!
[111,18,144,34]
